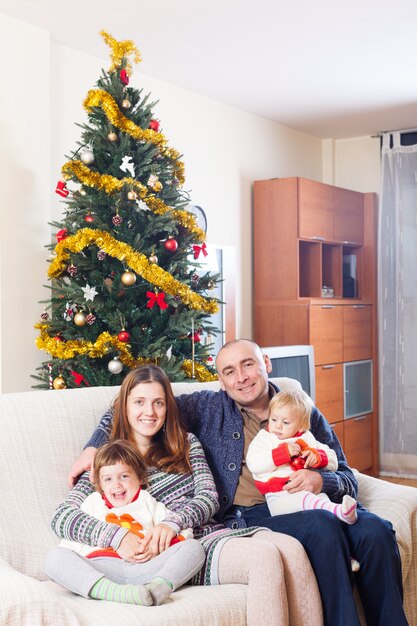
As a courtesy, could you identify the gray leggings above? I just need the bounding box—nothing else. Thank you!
[44,539,205,598]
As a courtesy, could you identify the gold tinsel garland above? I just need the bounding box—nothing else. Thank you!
[35,325,217,382]
[100,30,142,74]
[84,89,185,185]
[48,228,219,314]
[62,161,204,242]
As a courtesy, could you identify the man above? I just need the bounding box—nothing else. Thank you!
[70,339,407,626]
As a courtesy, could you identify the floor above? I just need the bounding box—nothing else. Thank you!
[379,476,417,488]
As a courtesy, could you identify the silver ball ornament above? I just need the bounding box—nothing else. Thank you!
[108,357,123,375]
[80,149,94,165]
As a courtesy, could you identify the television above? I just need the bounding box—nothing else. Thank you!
[261,345,316,402]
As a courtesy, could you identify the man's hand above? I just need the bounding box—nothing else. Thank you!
[138,524,177,557]
[116,532,147,562]
[67,446,98,488]
[283,469,323,494]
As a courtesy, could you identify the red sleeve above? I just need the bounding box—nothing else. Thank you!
[272,443,291,466]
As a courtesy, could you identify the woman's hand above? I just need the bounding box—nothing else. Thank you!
[116,531,147,563]
[139,524,177,557]
[67,447,98,488]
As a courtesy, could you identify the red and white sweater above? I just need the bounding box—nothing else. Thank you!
[246,429,338,495]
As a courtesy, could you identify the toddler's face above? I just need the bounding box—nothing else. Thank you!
[268,406,301,440]
[99,462,140,507]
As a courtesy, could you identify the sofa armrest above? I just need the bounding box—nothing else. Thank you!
[355,470,417,578]
[0,557,80,626]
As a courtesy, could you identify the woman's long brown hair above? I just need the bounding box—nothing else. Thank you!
[111,365,191,474]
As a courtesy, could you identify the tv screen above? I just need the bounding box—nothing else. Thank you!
[262,345,315,402]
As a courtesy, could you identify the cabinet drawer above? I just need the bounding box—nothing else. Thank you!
[331,421,344,449]
[310,305,343,365]
[315,364,344,423]
[343,305,372,361]
[298,178,333,241]
[344,414,373,472]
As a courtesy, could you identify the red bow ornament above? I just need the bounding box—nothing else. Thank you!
[71,370,90,386]
[146,291,169,310]
[120,69,129,85]
[193,243,208,259]
[55,180,69,197]
[56,229,69,243]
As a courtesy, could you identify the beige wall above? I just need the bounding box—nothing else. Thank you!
[2,15,382,393]
[323,136,381,193]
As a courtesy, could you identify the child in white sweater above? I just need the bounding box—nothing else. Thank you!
[45,440,205,606]
[246,389,358,525]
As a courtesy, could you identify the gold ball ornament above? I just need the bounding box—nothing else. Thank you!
[207,279,215,290]
[121,271,137,286]
[107,131,118,142]
[127,190,137,200]
[121,99,131,109]
[53,375,66,390]
[149,254,158,264]
[73,312,87,326]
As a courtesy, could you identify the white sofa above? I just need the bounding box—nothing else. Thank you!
[1,378,417,625]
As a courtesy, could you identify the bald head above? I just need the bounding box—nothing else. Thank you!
[216,339,272,409]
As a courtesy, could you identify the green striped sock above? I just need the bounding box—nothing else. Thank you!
[89,577,153,606]
[145,576,173,606]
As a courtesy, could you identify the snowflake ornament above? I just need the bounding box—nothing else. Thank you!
[81,284,98,302]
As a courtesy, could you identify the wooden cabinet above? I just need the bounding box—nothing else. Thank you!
[344,414,374,472]
[343,305,372,361]
[298,178,364,245]
[253,177,378,475]
[298,178,334,241]
[310,305,343,364]
[315,364,344,424]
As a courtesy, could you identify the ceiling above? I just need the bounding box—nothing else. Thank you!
[2,0,417,139]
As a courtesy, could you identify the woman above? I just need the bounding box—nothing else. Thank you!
[50,365,322,625]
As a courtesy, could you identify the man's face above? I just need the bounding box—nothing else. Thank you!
[216,341,272,407]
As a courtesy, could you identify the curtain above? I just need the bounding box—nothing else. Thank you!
[379,132,417,477]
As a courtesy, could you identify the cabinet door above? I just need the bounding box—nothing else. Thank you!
[331,421,344,449]
[315,364,344,423]
[333,187,364,245]
[310,305,343,365]
[344,414,373,472]
[343,305,372,361]
[298,178,334,241]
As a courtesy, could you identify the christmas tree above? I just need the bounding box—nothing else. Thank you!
[33,31,221,390]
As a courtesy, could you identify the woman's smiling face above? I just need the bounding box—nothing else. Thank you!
[126,381,167,446]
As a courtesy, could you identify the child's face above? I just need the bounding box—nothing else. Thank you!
[268,406,302,440]
[99,462,140,507]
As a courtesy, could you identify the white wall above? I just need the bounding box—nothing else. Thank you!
[0,15,51,393]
